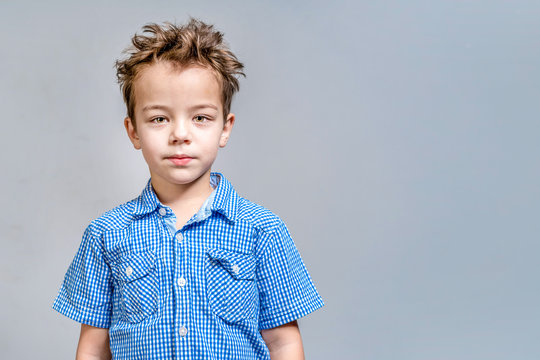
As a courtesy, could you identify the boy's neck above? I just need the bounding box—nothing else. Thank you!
[150,171,214,208]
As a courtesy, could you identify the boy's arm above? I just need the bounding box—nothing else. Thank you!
[260,320,305,360]
[76,324,111,360]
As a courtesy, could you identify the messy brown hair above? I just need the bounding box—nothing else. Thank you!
[115,19,245,127]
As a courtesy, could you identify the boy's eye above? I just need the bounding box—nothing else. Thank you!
[194,115,209,123]
[151,117,167,123]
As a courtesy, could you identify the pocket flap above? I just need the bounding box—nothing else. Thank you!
[207,248,256,280]
[113,251,157,283]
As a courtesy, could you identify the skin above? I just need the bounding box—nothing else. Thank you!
[76,324,110,360]
[76,61,304,359]
[261,321,305,359]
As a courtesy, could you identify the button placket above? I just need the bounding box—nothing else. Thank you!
[172,223,190,343]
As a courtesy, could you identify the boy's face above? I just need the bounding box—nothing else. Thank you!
[124,61,234,190]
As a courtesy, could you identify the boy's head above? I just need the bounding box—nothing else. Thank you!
[115,19,245,127]
[114,19,245,190]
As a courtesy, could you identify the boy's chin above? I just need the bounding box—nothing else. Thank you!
[151,170,213,187]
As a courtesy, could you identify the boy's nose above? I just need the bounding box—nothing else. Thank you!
[169,119,191,144]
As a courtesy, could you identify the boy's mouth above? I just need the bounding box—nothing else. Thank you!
[166,154,193,166]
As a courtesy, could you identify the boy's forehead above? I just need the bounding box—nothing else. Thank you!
[132,61,224,113]
[134,61,221,92]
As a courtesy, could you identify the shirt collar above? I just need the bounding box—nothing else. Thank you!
[209,172,238,222]
[132,179,159,217]
[132,172,238,222]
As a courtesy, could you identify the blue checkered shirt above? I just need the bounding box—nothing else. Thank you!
[53,173,324,359]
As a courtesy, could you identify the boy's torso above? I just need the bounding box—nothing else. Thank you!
[53,172,324,359]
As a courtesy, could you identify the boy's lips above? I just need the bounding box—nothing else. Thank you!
[166,154,193,166]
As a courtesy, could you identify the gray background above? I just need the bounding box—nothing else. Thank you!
[1,0,539,359]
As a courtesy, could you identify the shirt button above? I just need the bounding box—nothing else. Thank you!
[231,264,240,275]
[125,266,133,277]
[179,326,188,337]
[175,232,183,242]
[177,277,186,287]
[158,208,167,216]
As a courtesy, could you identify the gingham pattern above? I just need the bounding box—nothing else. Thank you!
[53,173,324,359]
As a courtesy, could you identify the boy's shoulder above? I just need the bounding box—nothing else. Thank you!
[86,197,141,236]
[235,196,286,234]
[214,172,289,234]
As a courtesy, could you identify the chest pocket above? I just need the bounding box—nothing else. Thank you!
[205,248,257,323]
[112,251,159,324]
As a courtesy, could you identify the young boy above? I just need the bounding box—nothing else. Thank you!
[53,19,323,359]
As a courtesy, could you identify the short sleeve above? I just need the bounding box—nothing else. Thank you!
[52,224,113,328]
[256,221,324,330]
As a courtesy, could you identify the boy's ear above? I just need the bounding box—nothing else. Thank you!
[124,117,141,150]
[219,113,235,148]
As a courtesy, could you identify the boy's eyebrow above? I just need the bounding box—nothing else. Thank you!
[188,104,219,111]
[141,104,172,112]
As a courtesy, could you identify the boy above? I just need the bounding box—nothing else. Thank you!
[53,19,323,359]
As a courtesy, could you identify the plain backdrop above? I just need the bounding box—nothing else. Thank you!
[1,0,539,359]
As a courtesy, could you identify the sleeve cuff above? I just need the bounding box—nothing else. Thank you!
[52,289,112,329]
[258,292,324,330]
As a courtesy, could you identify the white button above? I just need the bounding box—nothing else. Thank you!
[175,232,183,242]
[177,277,186,287]
[158,208,167,216]
[125,266,133,277]
[231,264,240,275]
[178,326,188,337]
